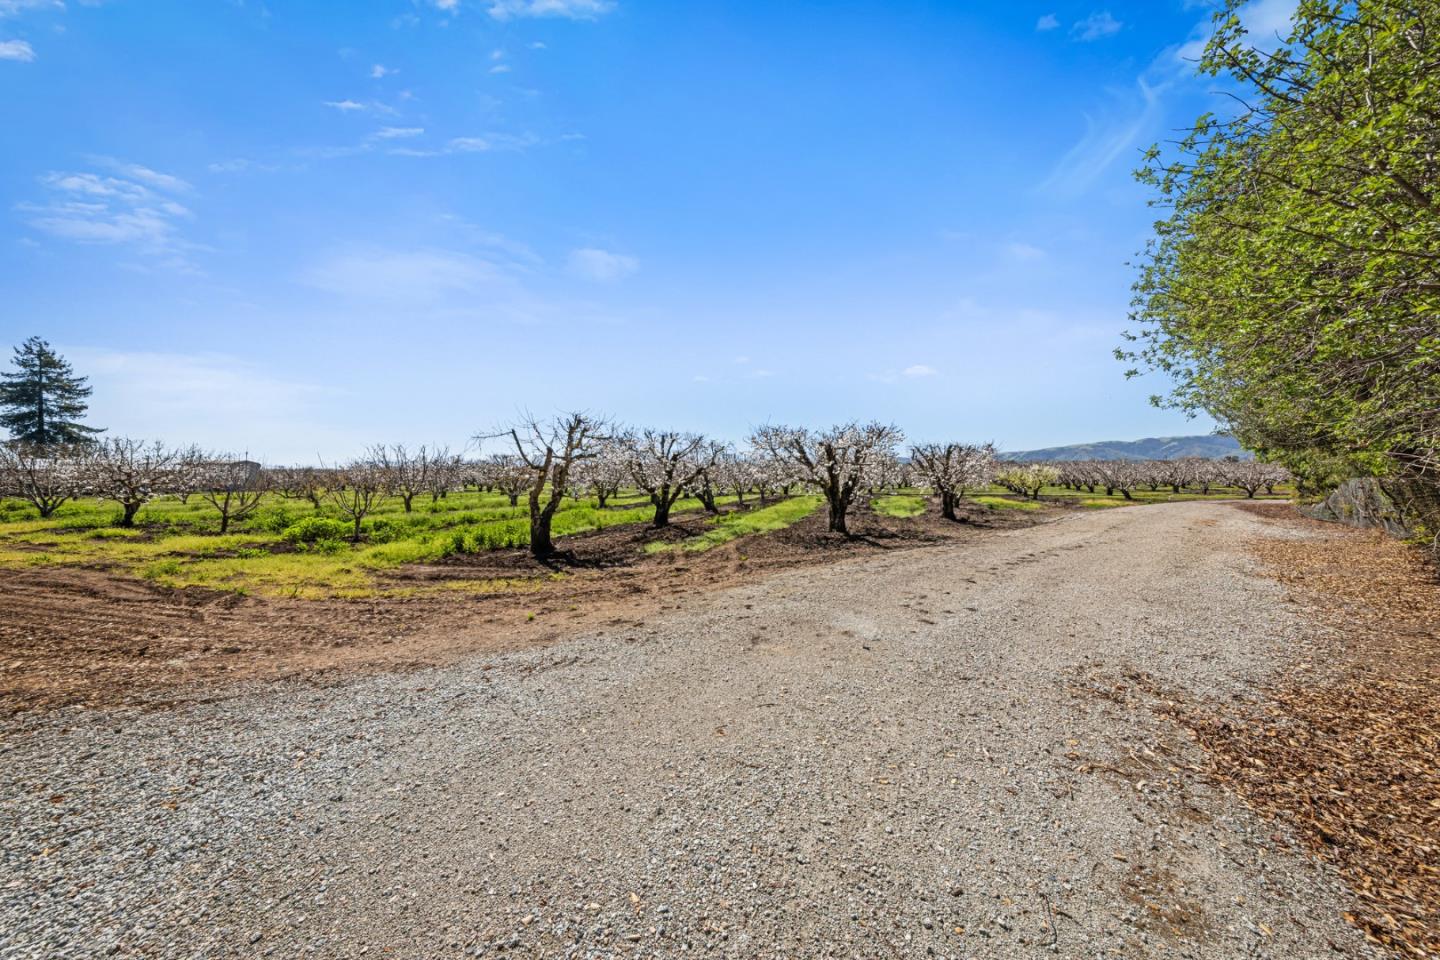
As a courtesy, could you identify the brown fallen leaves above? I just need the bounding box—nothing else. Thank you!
[1170,505,1439,958]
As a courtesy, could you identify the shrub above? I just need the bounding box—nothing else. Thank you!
[252,506,296,534]
[282,516,352,544]
[366,517,411,544]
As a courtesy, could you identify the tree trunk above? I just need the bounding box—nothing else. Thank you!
[351,515,363,542]
[597,491,610,508]
[735,488,746,506]
[941,490,957,521]
[530,512,554,558]
[652,490,672,528]
[827,497,848,534]
[119,500,141,527]
[219,512,230,534]
[402,493,414,512]
[508,493,519,506]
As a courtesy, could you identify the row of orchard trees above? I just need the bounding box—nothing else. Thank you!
[0,415,1290,559]
[0,418,997,556]
[994,458,1291,500]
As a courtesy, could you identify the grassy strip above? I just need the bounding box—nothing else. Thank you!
[646,496,822,553]
[871,495,927,518]
[968,495,1045,512]
[0,491,733,599]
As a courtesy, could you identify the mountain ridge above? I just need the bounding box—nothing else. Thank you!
[1004,434,1250,462]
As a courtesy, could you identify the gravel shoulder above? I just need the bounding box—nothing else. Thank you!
[2,502,1380,959]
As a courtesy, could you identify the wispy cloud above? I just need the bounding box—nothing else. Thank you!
[208,158,281,174]
[70,347,354,463]
[486,0,615,20]
[1174,0,1296,63]
[1042,0,1291,197]
[374,126,424,139]
[869,364,939,383]
[1005,240,1046,260]
[489,63,511,74]
[0,0,61,15]
[299,244,604,329]
[0,38,34,60]
[567,247,637,282]
[19,162,201,268]
[1035,13,1059,32]
[1037,76,1161,195]
[323,99,368,112]
[398,132,540,156]
[303,249,509,302]
[370,63,396,78]
[99,159,193,194]
[1071,11,1122,41]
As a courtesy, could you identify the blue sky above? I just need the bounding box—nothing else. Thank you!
[0,0,1292,462]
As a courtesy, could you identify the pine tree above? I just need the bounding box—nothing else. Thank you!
[0,337,104,444]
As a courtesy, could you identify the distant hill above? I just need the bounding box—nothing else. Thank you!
[1005,435,1250,462]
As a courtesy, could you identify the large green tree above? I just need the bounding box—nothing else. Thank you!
[0,336,104,444]
[1124,0,1439,497]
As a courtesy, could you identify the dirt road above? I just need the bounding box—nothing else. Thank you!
[2,502,1378,958]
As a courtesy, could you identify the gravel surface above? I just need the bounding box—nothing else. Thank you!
[2,502,1377,959]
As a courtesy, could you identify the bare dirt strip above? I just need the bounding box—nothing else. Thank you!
[0,501,1037,714]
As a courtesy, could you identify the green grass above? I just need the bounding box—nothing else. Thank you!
[871,494,927,518]
[0,489,729,599]
[646,496,822,553]
[968,495,1045,512]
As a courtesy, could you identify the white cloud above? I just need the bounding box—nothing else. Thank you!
[1035,13,1059,32]
[69,347,356,464]
[208,158,280,174]
[1005,241,1045,260]
[298,244,595,329]
[486,0,615,20]
[303,249,509,302]
[20,163,198,265]
[0,38,34,60]
[1240,0,1297,43]
[323,99,367,112]
[529,41,547,49]
[489,63,511,74]
[371,63,396,78]
[903,364,938,378]
[0,0,60,15]
[1072,11,1122,41]
[567,247,637,282]
[384,131,542,158]
[374,126,424,139]
[101,159,193,194]
[1172,0,1297,70]
[1038,75,1161,195]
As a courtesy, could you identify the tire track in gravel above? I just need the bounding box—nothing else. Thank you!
[1,502,1380,959]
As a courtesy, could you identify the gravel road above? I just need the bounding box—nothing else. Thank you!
[2,502,1377,959]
